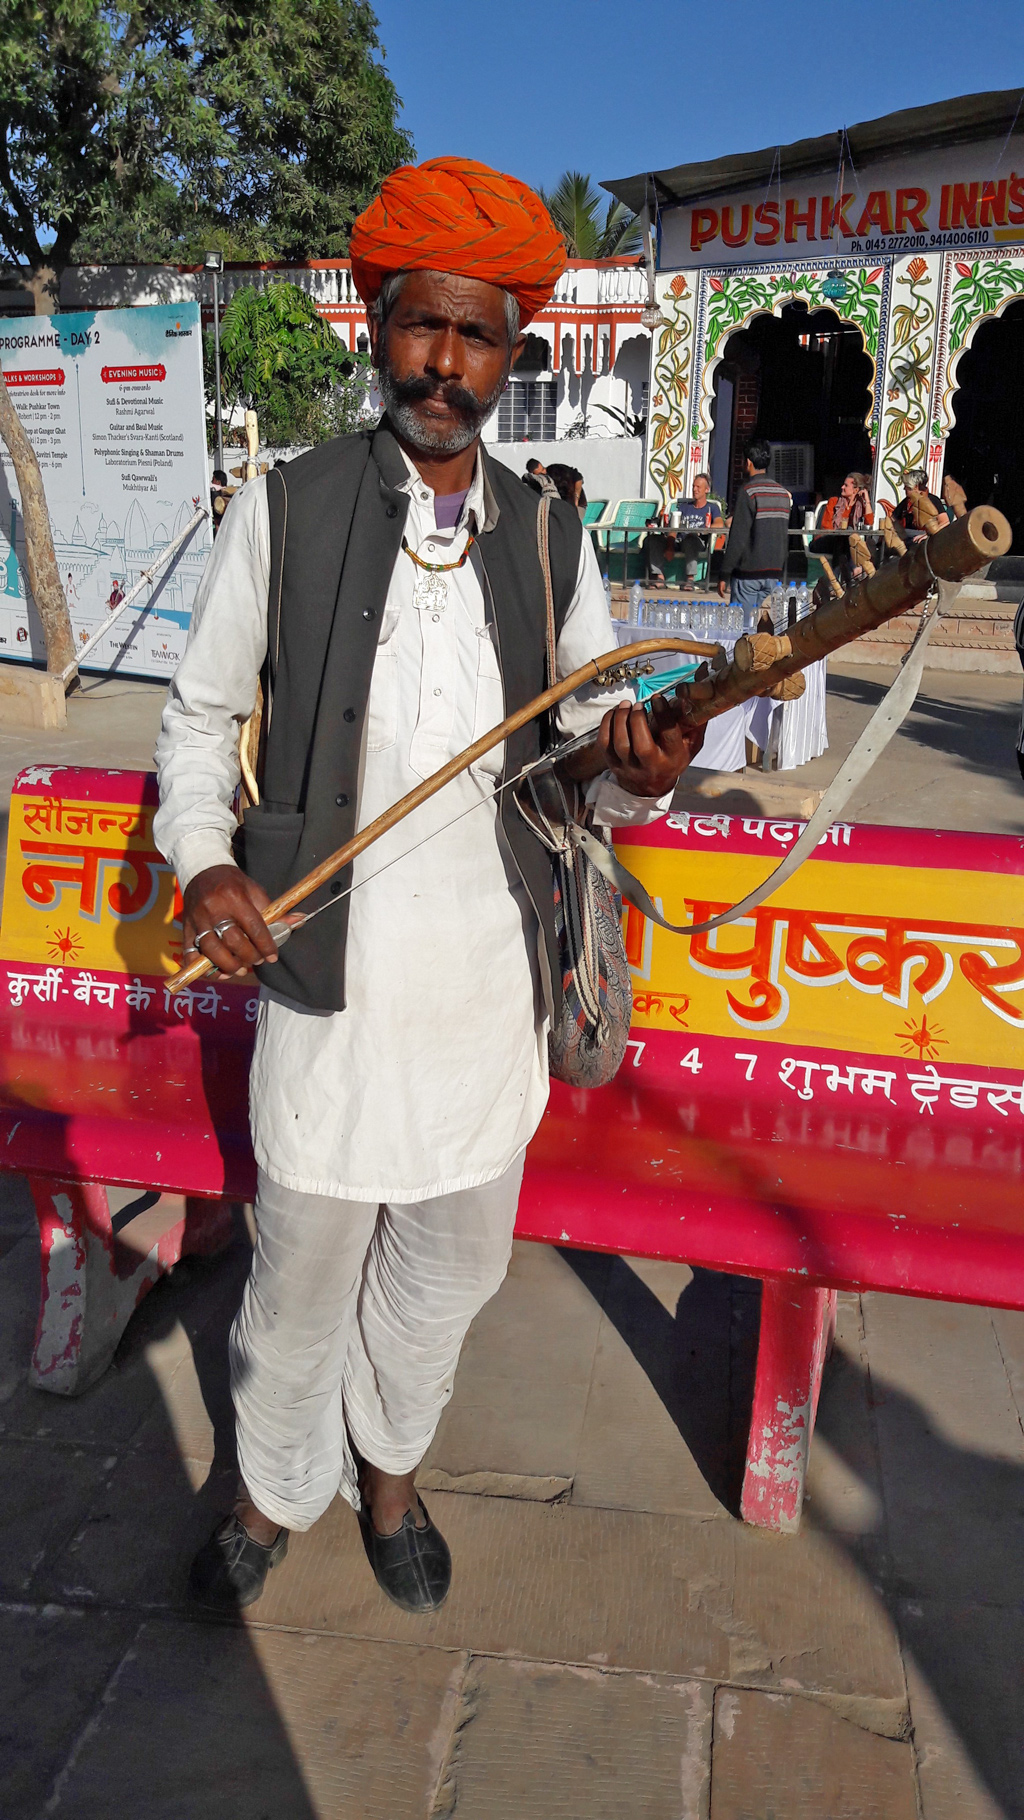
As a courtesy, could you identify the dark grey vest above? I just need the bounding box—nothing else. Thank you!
[240,422,583,1013]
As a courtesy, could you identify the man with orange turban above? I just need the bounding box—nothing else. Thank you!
[156,158,704,1616]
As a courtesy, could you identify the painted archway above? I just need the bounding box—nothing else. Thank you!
[938,253,1024,437]
[648,260,888,508]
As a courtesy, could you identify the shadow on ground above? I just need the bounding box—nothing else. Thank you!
[0,1194,319,1819]
[828,670,1021,784]
[562,1252,1023,1819]
[559,1251,761,1514]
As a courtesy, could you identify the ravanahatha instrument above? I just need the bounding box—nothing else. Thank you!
[169,504,1010,994]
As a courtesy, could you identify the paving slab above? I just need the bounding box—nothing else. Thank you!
[36,1443,236,1610]
[423,1241,609,1497]
[569,1256,759,1519]
[860,1294,1024,1607]
[0,1437,118,1598]
[803,1297,888,1580]
[0,1605,139,1820]
[42,1616,463,1819]
[252,1488,904,1704]
[709,1687,918,1819]
[433,1658,712,1820]
[802,666,1023,835]
[901,1602,1024,1820]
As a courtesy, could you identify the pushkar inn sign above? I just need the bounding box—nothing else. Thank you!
[605,90,1024,527]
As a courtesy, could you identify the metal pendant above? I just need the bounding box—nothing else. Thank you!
[413,570,449,613]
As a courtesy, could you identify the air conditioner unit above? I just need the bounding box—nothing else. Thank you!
[767,442,814,494]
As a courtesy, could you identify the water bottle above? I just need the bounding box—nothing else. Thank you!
[629,581,644,626]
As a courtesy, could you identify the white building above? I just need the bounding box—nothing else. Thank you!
[4,258,653,502]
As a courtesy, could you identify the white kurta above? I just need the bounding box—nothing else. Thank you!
[154,451,670,1202]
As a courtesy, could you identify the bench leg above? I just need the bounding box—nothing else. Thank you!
[29,1179,234,1397]
[740,1278,837,1534]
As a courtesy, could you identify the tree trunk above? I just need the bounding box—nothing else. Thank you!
[29,265,60,316]
[0,372,77,679]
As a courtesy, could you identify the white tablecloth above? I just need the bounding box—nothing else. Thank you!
[612,621,828,773]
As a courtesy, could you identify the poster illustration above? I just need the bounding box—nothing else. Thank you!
[0,301,211,679]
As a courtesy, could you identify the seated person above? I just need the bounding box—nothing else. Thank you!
[813,471,873,580]
[644,472,725,584]
[891,468,949,543]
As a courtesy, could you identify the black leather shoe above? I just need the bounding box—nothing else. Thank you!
[188,1514,288,1612]
[358,1498,451,1613]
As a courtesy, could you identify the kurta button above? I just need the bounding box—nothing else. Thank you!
[362,608,376,620]
[335,793,348,807]
[433,687,442,697]
[343,707,356,722]
[386,504,398,519]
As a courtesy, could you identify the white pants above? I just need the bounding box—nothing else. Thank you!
[229,1158,524,1531]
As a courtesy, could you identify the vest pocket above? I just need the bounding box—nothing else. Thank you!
[471,624,505,780]
[366,609,401,752]
[234,805,305,899]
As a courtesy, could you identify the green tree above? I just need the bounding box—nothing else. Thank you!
[540,171,641,260]
[0,0,413,312]
[215,281,370,448]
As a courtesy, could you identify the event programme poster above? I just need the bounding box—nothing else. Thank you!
[0,301,212,678]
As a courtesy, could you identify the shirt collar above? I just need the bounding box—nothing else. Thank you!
[395,445,499,535]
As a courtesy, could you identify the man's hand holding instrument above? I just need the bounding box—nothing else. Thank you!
[172,505,1010,994]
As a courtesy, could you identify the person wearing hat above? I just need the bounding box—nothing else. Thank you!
[155,158,704,1615]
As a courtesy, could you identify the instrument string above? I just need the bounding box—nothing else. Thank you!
[270,673,690,939]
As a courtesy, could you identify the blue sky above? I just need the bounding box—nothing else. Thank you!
[373,0,1024,198]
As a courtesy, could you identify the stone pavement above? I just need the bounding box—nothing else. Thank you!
[0,664,1022,1817]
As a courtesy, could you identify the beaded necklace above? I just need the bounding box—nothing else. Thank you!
[401,535,475,572]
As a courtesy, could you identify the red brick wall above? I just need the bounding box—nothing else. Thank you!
[728,370,760,504]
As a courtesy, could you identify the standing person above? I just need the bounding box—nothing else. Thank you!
[546,462,587,518]
[155,156,704,1618]
[717,439,792,614]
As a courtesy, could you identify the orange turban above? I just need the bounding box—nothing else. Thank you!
[350,157,565,328]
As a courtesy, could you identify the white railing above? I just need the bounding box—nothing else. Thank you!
[597,267,646,304]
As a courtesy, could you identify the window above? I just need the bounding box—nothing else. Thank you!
[497,379,557,442]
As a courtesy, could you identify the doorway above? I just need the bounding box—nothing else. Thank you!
[945,297,1024,554]
[710,303,874,507]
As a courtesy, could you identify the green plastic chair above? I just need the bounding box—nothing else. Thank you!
[597,500,659,584]
[582,498,608,526]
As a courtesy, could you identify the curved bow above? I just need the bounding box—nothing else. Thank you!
[168,635,713,994]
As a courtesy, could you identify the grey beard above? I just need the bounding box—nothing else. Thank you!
[377,361,506,455]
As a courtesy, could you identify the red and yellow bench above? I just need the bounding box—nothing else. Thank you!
[2,766,1022,1531]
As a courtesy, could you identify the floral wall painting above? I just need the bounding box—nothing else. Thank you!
[875,252,942,511]
[648,273,697,503]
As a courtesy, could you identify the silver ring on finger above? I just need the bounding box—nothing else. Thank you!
[213,917,238,938]
[193,929,214,947]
